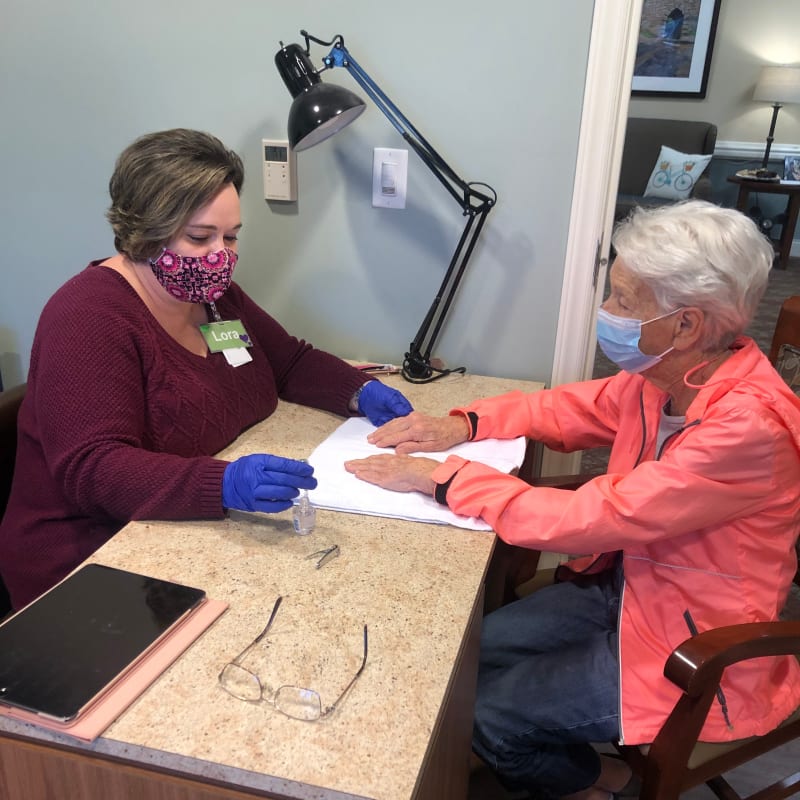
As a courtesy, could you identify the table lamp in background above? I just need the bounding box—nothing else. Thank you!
[753,65,800,178]
[275,31,496,383]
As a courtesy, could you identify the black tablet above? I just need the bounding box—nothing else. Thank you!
[0,563,206,722]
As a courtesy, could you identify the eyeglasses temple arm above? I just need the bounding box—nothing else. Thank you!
[324,624,369,716]
[230,596,283,666]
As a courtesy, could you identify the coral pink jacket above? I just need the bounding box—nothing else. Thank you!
[431,337,800,744]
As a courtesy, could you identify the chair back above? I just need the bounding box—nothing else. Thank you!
[775,344,800,397]
[769,296,800,367]
[0,382,25,616]
[0,383,25,518]
[769,298,800,583]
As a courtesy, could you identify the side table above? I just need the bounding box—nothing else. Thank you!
[727,175,800,270]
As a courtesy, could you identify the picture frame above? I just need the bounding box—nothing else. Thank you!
[631,0,722,98]
[785,156,800,183]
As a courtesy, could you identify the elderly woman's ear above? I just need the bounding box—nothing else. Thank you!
[672,307,705,351]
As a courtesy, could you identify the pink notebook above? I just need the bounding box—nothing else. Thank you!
[0,597,227,741]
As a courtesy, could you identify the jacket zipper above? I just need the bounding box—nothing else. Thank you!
[633,392,648,467]
[636,387,701,465]
[656,419,700,460]
[683,609,734,730]
[617,574,627,744]
[618,394,703,743]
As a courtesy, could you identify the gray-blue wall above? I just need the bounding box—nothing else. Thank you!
[0,1,594,389]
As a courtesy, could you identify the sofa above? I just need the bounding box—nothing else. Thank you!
[615,117,718,221]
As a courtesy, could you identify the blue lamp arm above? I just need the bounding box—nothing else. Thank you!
[301,31,497,382]
[321,40,493,214]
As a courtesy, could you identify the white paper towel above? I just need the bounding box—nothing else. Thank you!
[307,417,526,531]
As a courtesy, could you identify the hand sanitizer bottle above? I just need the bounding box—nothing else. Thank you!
[292,461,316,535]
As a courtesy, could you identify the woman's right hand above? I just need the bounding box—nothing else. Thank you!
[222,454,317,513]
[366,411,471,454]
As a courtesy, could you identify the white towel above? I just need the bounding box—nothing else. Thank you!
[307,417,526,531]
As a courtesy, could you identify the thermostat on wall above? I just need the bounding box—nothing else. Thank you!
[262,139,297,201]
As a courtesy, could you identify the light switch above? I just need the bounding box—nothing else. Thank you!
[372,147,407,209]
[381,161,397,195]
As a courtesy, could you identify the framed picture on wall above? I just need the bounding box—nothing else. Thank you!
[785,156,800,183]
[631,0,722,98]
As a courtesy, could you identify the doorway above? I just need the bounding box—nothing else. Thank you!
[540,0,643,478]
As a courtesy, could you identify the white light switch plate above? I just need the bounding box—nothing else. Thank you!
[372,147,407,209]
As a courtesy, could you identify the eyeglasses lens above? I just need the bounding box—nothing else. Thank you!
[274,685,322,721]
[219,663,262,702]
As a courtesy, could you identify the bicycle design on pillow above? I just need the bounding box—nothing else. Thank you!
[652,160,698,193]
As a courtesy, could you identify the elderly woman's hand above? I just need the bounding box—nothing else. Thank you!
[366,411,470,454]
[344,454,439,494]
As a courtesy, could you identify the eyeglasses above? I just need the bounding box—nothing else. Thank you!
[218,596,368,721]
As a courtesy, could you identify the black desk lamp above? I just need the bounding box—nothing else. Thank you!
[753,66,800,178]
[275,31,496,383]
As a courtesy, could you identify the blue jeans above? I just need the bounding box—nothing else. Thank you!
[473,567,622,796]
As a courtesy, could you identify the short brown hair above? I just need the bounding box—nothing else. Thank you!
[107,129,244,261]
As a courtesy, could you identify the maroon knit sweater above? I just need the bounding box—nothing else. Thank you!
[0,263,368,609]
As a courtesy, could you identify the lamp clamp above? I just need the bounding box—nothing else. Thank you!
[296,33,350,72]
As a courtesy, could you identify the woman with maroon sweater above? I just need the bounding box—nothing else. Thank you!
[0,128,411,610]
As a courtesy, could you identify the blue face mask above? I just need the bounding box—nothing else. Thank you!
[596,307,679,373]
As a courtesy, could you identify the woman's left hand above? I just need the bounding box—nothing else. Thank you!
[344,454,439,494]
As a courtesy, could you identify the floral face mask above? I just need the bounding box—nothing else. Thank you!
[149,247,238,304]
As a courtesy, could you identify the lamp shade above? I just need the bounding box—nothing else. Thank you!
[753,66,800,104]
[288,83,366,151]
[275,42,366,151]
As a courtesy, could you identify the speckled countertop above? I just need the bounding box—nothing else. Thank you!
[0,370,543,800]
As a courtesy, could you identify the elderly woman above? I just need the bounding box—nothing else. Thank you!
[0,128,412,611]
[345,201,800,800]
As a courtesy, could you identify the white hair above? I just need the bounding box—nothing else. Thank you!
[611,200,773,350]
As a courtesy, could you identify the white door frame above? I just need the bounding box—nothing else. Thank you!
[540,0,643,477]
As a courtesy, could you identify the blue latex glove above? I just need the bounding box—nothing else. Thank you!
[222,454,317,513]
[357,380,413,426]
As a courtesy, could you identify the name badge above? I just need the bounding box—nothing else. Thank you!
[199,320,253,353]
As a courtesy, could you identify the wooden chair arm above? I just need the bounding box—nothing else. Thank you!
[631,619,800,799]
[665,620,800,697]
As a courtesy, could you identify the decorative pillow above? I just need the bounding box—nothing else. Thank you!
[643,145,713,201]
